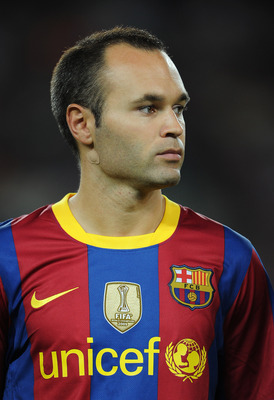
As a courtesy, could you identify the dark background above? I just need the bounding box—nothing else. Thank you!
[1,1,273,284]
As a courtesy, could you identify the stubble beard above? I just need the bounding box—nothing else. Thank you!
[134,166,182,193]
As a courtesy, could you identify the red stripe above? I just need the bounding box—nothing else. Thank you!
[12,206,91,398]
[179,288,185,302]
[158,206,225,399]
[200,290,206,305]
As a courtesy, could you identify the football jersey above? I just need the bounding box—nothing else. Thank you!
[0,194,273,399]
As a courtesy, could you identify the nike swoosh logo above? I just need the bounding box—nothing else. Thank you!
[31,287,79,309]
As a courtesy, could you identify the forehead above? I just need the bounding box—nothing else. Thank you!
[103,43,187,100]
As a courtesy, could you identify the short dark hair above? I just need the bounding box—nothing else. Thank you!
[50,26,167,158]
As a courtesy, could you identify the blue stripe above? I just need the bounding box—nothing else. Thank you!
[208,225,253,399]
[0,220,34,399]
[87,245,159,400]
[184,289,190,304]
[174,287,180,301]
[219,226,252,317]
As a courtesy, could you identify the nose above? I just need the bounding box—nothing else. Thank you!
[160,109,185,138]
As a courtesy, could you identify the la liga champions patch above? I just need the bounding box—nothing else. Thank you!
[169,265,215,310]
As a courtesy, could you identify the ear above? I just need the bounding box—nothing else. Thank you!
[66,104,95,145]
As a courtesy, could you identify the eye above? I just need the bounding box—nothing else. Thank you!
[139,105,157,114]
[173,105,187,117]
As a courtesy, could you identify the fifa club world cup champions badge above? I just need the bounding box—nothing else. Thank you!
[104,282,142,333]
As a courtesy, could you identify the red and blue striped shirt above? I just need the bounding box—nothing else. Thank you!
[0,194,273,399]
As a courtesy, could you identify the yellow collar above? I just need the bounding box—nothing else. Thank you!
[52,194,180,249]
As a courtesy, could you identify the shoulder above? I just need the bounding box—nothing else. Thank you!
[1,204,53,227]
[0,205,54,249]
[178,204,257,290]
[179,204,252,255]
[178,205,272,313]
[0,205,54,287]
[179,205,225,234]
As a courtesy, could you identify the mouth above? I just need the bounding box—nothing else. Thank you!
[157,148,183,161]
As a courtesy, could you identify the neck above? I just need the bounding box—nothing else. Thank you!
[69,173,165,237]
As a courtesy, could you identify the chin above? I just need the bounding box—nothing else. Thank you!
[136,167,182,191]
[163,168,181,185]
[150,172,181,190]
[160,178,181,189]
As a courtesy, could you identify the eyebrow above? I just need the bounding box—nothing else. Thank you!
[131,92,190,105]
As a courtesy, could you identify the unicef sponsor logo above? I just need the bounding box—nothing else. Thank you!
[165,338,207,382]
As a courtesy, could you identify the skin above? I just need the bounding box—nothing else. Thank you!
[66,43,190,236]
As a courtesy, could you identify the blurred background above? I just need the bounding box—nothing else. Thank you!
[0,1,273,284]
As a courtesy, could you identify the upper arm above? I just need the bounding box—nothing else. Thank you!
[223,249,274,399]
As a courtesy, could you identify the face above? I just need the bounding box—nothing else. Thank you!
[91,43,189,191]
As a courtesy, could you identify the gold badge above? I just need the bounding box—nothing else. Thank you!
[165,338,206,382]
[104,282,142,333]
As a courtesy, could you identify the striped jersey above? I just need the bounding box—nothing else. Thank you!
[0,194,273,399]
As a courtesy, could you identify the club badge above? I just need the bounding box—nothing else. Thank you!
[169,265,215,310]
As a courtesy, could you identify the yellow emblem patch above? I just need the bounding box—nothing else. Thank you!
[104,282,142,334]
[165,338,206,382]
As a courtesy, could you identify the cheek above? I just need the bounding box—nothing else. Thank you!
[95,114,152,172]
[95,132,144,176]
[99,135,134,161]
[97,120,143,157]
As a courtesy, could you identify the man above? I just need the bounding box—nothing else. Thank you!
[0,26,273,399]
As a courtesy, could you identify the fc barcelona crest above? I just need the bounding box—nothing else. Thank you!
[169,265,215,310]
[104,282,142,333]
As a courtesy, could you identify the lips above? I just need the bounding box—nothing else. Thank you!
[158,148,182,156]
[157,148,183,161]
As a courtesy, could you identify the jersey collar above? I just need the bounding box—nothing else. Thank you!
[52,193,180,249]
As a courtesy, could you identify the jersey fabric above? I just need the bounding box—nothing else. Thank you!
[0,193,273,400]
